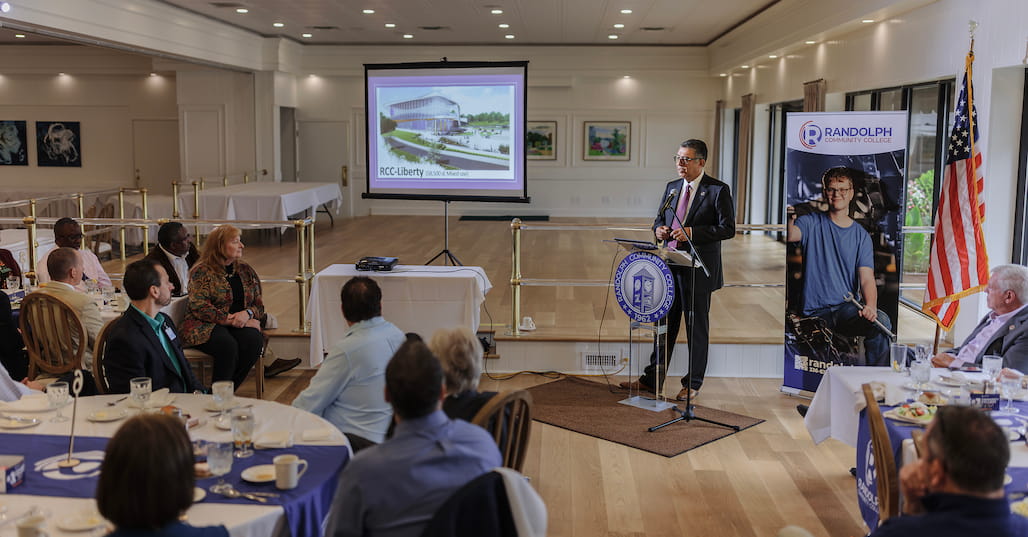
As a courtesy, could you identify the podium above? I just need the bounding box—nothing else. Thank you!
[609,239,693,412]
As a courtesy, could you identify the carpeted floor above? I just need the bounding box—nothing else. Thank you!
[526,377,764,457]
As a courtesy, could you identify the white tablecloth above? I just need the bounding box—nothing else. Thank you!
[0,229,55,275]
[307,264,492,367]
[0,393,348,537]
[184,182,341,225]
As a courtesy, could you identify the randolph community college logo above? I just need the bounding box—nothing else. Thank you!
[614,252,675,323]
[799,120,822,149]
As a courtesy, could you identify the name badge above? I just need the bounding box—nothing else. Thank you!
[164,325,177,341]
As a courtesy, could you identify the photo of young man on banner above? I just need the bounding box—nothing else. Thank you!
[782,111,908,393]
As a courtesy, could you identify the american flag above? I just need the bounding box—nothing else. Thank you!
[922,52,989,329]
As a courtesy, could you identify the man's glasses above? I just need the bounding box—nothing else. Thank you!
[673,156,703,164]
[824,187,852,195]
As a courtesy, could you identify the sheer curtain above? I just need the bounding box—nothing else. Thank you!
[710,100,724,178]
[735,93,754,224]
[803,79,826,112]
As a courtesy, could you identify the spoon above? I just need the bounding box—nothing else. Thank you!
[217,485,267,503]
[106,396,128,407]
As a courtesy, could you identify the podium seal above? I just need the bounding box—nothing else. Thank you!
[614,251,674,323]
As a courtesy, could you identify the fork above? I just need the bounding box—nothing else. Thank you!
[106,396,128,406]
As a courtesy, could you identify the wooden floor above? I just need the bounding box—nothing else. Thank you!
[96,216,881,537]
[246,369,865,537]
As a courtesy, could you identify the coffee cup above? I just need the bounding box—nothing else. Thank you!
[16,514,48,537]
[274,454,308,490]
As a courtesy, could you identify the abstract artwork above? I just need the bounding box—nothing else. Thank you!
[583,121,630,161]
[36,121,81,167]
[0,121,28,166]
[526,121,557,160]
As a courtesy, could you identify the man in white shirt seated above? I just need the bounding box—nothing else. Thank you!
[143,221,198,297]
[0,363,42,402]
[292,276,405,448]
[33,247,104,372]
[35,217,112,290]
[931,264,1028,372]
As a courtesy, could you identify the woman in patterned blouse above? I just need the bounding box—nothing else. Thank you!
[181,225,264,389]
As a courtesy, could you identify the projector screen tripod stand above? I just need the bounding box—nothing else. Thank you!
[426,200,463,266]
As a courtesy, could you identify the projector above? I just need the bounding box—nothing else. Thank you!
[356,256,399,272]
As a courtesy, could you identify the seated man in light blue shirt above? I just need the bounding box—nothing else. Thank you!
[326,336,502,537]
[0,362,42,403]
[293,276,404,445]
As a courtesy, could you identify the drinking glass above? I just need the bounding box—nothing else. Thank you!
[101,286,115,310]
[130,377,152,410]
[84,279,99,295]
[231,407,255,458]
[207,441,234,494]
[983,355,1003,381]
[911,359,931,394]
[1001,376,1021,413]
[212,380,235,411]
[890,343,908,373]
[46,381,69,422]
[5,275,18,290]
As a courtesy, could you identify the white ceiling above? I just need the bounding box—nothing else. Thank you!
[157,0,779,46]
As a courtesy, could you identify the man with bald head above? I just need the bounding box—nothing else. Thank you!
[33,247,103,370]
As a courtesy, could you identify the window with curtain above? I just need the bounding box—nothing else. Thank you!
[767,100,803,239]
[846,80,956,308]
[1013,68,1028,264]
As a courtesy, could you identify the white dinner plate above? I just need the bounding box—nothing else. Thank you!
[204,401,241,412]
[934,375,965,387]
[214,415,231,430]
[87,409,128,422]
[56,511,106,532]
[0,415,41,429]
[0,394,71,413]
[194,487,207,502]
[241,464,276,483]
[1006,474,1014,486]
[126,389,175,409]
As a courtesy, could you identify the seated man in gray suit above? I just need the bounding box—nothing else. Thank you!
[931,264,1028,372]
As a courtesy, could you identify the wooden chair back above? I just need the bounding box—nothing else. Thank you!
[862,383,899,524]
[910,429,925,459]
[19,292,87,379]
[92,319,119,394]
[471,390,533,471]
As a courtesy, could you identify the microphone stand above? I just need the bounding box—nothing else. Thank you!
[649,198,738,433]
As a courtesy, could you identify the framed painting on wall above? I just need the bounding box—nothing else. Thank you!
[526,121,557,160]
[583,121,630,161]
[36,121,81,167]
[0,121,28,166]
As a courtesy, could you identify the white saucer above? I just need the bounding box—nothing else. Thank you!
[214,415,232,430]
[241,464,276,483]
[0,394,72,412]
[194,487,206,502]
[56,511,105,532]
[0,416,41,429]
[87,409,128,422]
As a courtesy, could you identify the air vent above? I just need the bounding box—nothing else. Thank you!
[418,26,451,31]
[640,27,666,31]
[210,2,245,8]
[309,26,340,30]
[581,352,619,370]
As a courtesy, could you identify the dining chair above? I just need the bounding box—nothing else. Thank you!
[419,467,546,537]
[862,382,899,524]
[92,319,119,394]
[471,390,533,471]
[19,292,87,380]
[910,429,925,459]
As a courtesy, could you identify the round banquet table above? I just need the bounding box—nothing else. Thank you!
[0,393,351,537]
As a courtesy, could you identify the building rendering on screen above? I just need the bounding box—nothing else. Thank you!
[387,93,461,133]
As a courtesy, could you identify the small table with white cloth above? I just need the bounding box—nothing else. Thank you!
[0,393,351,537]
[183,182,342,225]
[306,264,492,367]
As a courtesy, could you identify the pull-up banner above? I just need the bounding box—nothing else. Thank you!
[783,111,908,393]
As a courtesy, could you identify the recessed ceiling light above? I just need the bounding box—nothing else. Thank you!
[14,34,25,39]
[491,9,503,15]
[861,19,874,23]
[149,73,157,77]
[505,34,515,39]
[0,3,10,13]
[363,9,375,14]
[613,23,625,29]
[498,23,509,28]
[768,54,778,59]
[719,73,727,77]
[805,40,816,45]
[273,22,285,28]
[58,72,66,76]
[301,33,313,38]
[608,34,619,40]
[623,75,631,79]
[741,64,749,68]
[235,8,248,14]
[384,23,396,28]
[620,9,633,14]
[403,34,414,39]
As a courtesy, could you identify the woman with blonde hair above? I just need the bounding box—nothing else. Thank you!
[181,225,264,389]
[428,327,496,421]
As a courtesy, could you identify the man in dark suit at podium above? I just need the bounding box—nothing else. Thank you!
[620,139,736,401]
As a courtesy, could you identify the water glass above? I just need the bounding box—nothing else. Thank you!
[84,279,99,295]
[5,275,18,290]
[212,380,235,411]
[983,355,1003,380]
[231,407,255,458]
[46,381,69,423]
[101,286,115,310]
[1001,376,1021,413]
[890,343,908,373]
[130,377,152,409]
[207,441,234,494]
[911,359,931,390]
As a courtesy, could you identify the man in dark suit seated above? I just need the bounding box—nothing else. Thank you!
[102,259,202,394]
[931,264,1028,372]
[143,222,198,297]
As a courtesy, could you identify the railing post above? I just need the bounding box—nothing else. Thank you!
[192,181,201,242]
[24,216,37,288]
[118,188,127,261]
[307,218,315,277]
[172,181,181,219]
[141,188,150,255]
[76,193,86,250]
[294,220,310,333]
[222,174,228,187]
[510,218,522,336]
[243,173,249,184]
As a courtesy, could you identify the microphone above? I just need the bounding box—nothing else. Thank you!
[659,189,678,213]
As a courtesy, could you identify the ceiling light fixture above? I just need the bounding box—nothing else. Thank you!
[768,54,778,59]
[149,73,157,77]
[384,23,396,28]
[363,9,375,14]
[491,9,503,14]
[0,3,10,13]
[805,40,816,44]
[608,34,619,40]
[498,23,509,28]
[235,8,248,14]
[719,73,727,77]
[301,33,313,38]
[620,9,633,14]
[58,72,66,76]
[403,34,414,39]
[623,75,631,79]
[613,23,625,29]
[740,64,749,68]
[505,34,515,39]
[273,22,284,28]
[14,34,25,38]
[861,19,874,23]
